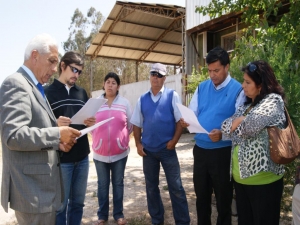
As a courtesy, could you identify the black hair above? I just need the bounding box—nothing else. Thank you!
[103,72,120,96]
[58,51,84,75]
[206,46,230,66]
[242,60,285,106]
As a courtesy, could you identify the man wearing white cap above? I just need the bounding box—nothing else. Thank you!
[131,63,190,225]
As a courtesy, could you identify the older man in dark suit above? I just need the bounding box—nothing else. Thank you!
[0,33,81,225]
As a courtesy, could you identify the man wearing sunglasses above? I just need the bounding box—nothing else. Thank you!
[44,51,96,225]
[131,63,190,225]
[180,46,245,225]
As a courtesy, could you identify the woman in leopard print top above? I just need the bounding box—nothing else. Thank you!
[221,60,286,225]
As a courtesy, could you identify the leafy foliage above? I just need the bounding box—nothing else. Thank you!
[195,0,300,59]
[185,66,209,93]
[184,66,209,105]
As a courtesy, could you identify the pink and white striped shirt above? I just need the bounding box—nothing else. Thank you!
[91,94,133,163]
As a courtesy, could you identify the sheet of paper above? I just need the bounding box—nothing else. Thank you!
[71,98,107,124]
[176,103,209,134]
[78,117,114,138]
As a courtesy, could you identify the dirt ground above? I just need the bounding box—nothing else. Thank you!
[0,133,292,225]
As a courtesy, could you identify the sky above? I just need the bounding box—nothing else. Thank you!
[0,0,185,85]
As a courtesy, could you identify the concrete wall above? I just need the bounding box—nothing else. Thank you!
[92,73,183,109]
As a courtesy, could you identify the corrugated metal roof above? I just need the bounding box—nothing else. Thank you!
[186,11,243,35]
[86,1,185,66]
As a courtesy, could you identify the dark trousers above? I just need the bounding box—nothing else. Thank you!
[233,177,283,225]
[193,145,233,225]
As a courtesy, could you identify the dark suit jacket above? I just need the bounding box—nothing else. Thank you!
[0,67,63,214]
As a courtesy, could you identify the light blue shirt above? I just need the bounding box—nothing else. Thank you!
[21,65,39,86]
[189,74,245,115]
[130,86,182,128]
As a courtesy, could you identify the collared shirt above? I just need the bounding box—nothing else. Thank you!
[64,84,73,94]
[189,74,246,115]
[21,65,38,85]
[130,86,182,128]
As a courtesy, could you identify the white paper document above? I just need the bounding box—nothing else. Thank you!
[71,98,107,124]
[176,103,209,134]
[78,117,114,138]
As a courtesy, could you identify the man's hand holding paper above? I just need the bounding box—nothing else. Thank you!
[57,116,72,126]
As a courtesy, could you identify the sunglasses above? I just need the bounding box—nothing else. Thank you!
[68,65,82,75]
[247,63,258,73]
[150,71,164,78]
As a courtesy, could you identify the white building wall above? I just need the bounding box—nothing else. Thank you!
[92,74,182,109]
[186,0,211,30]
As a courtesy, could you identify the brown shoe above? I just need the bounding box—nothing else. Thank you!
[117,217,127,225]
[94,219,106,225]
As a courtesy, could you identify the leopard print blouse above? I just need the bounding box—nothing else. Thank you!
[222,93,286,179]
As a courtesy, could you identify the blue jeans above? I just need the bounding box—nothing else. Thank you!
[56,156,89,225]
[94,156,128,221]
[143,148,190,225]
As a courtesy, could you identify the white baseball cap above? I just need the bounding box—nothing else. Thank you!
[150,63,167,76]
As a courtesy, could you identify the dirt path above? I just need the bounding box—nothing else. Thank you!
[0,134,292,224]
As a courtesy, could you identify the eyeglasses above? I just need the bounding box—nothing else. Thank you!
[68,65,82,75]
[247,63,258,73]
[150,71,164,78]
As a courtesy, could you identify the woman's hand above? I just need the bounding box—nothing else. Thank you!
[84,117,96,127]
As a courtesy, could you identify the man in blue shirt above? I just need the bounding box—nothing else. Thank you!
[131,63,190,225]
[181,46,245,225]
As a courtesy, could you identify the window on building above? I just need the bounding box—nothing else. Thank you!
[221,33,236,52]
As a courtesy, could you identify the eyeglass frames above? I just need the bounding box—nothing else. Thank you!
[68,65,82,75]
[150,71,164,78]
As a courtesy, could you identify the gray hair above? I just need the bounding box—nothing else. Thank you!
[24,33,58,60]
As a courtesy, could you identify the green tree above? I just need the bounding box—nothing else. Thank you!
[61,7,154,95]
[195,0,300,59]
[62,7,105,95]
[184,66,209,106]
